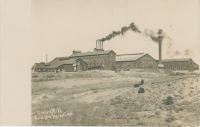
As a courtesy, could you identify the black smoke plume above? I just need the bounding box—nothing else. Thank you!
[97,22,141,42]
[97,22,165,44]
[144,29,165,43]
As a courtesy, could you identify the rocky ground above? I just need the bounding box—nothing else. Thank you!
[32,70,200,126]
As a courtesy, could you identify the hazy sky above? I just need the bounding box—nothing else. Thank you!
[33,0,200,64]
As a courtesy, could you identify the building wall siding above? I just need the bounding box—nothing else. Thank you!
[57,60,88,72]
[72,51,116,70]
[116,54,157,69]
[34,68,56,72]
[163,60,199,70]
[58,64,74,72]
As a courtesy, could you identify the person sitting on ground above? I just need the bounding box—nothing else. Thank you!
[134,79,145,88]
[140,79,144,85]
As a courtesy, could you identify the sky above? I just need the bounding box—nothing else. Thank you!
[32,0,200,64]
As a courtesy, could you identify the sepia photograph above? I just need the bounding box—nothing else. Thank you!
[30,0,200,126]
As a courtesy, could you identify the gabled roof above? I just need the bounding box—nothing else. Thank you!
[159,58,199,66]
[32,62,46,69]
[47,57,78,68]
[34,57,81,69]
[160,58,192,62]
[70,50,115,57]
[116,53,147,62]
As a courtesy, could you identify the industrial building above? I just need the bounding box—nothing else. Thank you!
[32,48,116,72]
[32,50,199,72]
[160,58,199,71]
[32,38,199,72]
[32,57,88,72]
[69,49,116,70]
[116,53,158,70]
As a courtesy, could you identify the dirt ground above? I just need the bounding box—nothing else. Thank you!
[32,70,200,126]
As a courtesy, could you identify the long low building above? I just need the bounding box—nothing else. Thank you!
[32,49,199,73]
[160,58,199,71]
[116,53,158,70]
[32,49,116,72]
[32,57,88,72]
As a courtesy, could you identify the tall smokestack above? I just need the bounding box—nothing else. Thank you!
[157,29,164,68]
[158,41,162,64]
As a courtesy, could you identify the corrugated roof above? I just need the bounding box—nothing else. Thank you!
[116,53,146,62]
[33,50,114,69]
[48,57,78,68]
[34,57,78,69]
[70,50,114,57]
[33,63,46,68]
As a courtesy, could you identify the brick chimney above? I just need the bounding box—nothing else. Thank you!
[94,40,104,52]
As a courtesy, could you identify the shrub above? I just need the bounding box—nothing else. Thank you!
[163,96,173,105]
[90,88,98,93]
[110,95,124,105]
[175,107,183,113]
[136,122,144,125]
[155,110,160,116]
[138,87,145,93]
[134,84,140,88]
[42,95,48,99]
[165,115,175,123]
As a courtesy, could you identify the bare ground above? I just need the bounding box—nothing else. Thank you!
[32,70,200,126]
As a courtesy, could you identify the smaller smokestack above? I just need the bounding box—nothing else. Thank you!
[94,40,104,52]
[99,40,103,50]
[99,41,102,49]
[96,40,101,49]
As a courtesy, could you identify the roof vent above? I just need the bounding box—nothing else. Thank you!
[72,50,82,54]
[94,48,104,52]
